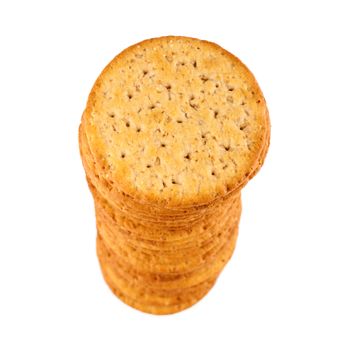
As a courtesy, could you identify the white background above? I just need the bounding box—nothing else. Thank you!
[0,0,349,349]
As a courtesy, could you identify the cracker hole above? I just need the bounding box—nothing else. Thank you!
[215,83,219,88]
[228,86,235,91]
[162,180,167,188]
[161,143,166,148]
[213,110,219,118]
[171,179,177,184]
[193,60,197,68]
[165,84,171,90]
[143,70,148,76]
[108,113,115,118]
[211,171,216,176]
[121,152,126,159]
[136,127,141,132]
[224,146,230,151]
[189,95,198,110]
[177,120,183,124]
[184,153,191,160]
[165,55,173,62]
[223,164,228,170]
[149,104,156,110]
[127,93,133,100]
[125,121,130,127]
[146,164,152,168]
[257,99,261,104]
[200,75,209,83]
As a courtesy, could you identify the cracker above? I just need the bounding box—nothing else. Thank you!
[81,36,269,208]
[79,36,270,314]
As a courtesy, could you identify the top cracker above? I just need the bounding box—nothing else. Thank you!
[82,36,270,207]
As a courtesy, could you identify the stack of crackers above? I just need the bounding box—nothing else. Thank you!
[79,36,270,314]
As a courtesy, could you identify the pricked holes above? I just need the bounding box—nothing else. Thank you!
[193,60,197,68]
[227,86,235,92]
[213,110,219,119]
[149,104,156,110]
[184,153,191,160]
[171,179,178,185]
[189,95,198,110]
[215,83,219,88]
[211,170,216,176]
[127,93,133,100]
[121,152,126,159]
[222,164,228,170]
[142,69,148,76]
[200,75,209,83]
[165,84,172,100]
[165,55,173,63]
[125,121,130,127]
[161,143,166,148]
[146,164,152,168]
[201,132,208,145]
[176,120,183,124]
[136,127,141,133]
[108,112,115,118]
